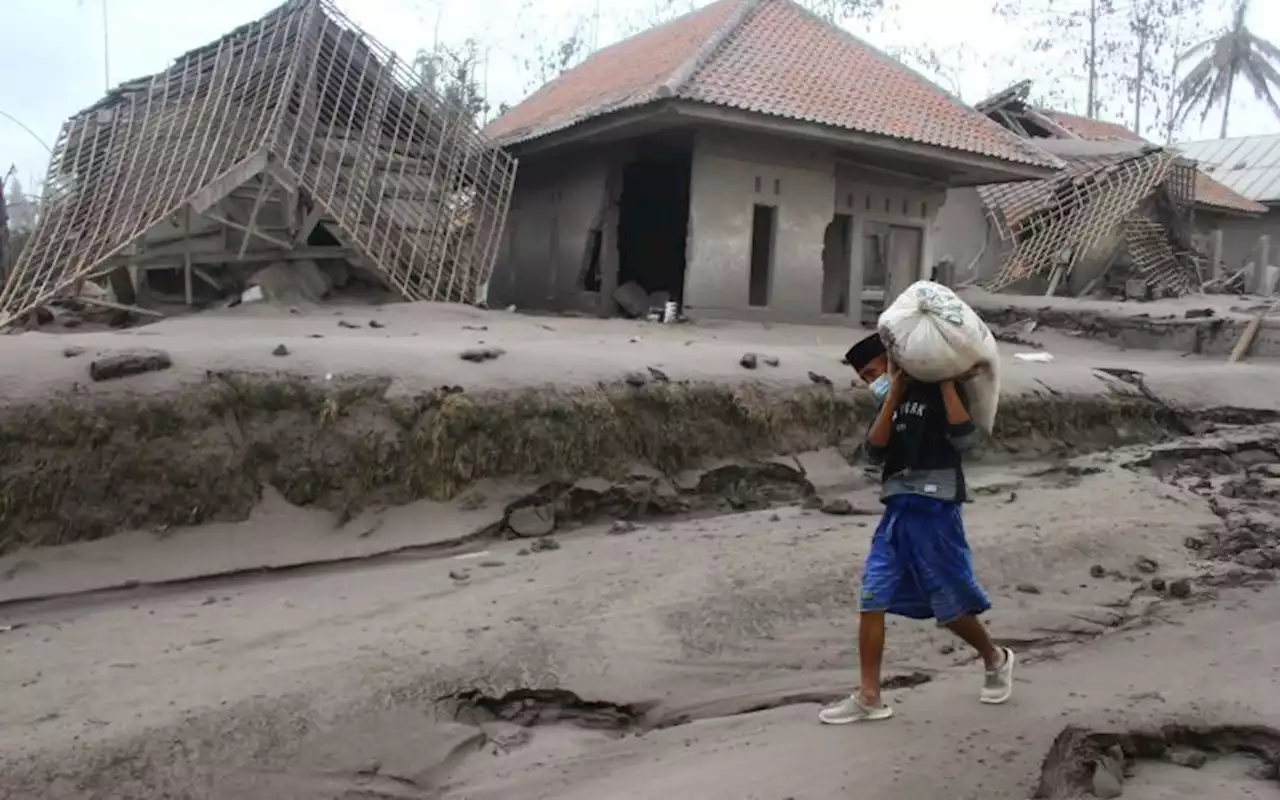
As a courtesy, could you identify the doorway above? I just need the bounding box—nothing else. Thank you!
[863,221,923,309]
[616,134,693,308]
[822,213,853,315]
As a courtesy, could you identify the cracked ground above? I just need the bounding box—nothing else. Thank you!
[5,426,1280,799]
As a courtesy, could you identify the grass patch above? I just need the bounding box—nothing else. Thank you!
[0,373,1186,555]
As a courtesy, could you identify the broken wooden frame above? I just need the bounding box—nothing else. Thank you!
[0,0,516,327]
[978,149,1202,296]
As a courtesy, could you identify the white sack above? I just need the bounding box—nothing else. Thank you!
[877,280,1001,433]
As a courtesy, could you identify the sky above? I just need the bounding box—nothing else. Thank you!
[3,0,1280,199]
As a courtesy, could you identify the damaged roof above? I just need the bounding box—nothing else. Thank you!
[1178,134,1280,204]
[974,83,1265,216]
[485,0,1056,170]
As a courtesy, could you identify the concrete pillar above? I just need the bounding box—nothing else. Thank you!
[850,214,866,324]
[1211,228,1224,279]
[1256,235,1271,294]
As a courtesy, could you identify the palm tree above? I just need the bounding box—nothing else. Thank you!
[1173,0,1280,137]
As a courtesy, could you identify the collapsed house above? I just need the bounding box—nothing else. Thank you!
[0,0,516,328]
[932,81,1266,298]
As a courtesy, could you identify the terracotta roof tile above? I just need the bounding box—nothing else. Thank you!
[1191,170,1267,214]
[1041,110,1146,142]
[1039,110,1265,214]
[486,0,1056,170]
[483,0,741,143]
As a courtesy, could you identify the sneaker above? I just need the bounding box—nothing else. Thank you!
[980,646,1016,705]
[818,695,894,725]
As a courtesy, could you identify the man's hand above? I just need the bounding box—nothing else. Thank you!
[888,360,910,392]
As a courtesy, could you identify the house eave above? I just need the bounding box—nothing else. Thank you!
[492,102,683,157]
[666,101,1060,186]
[1196,202,1267,218]
[495,100,1061,187]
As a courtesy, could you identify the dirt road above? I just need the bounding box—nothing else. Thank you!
[4,422,1280,799]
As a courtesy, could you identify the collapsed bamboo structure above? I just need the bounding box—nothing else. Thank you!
[979,149,1202,295]
[0,0,516,327]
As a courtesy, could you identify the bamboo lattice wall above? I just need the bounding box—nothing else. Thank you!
[0,0,516,327]
[978,149,1202,294]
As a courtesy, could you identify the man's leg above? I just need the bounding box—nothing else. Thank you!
[945,614,1015,704]
[818,511,899,725]
[944,614,999,668]
[819,609,894,724]
[858,611,887,706]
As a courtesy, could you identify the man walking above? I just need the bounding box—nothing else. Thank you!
[820,333,1014,724]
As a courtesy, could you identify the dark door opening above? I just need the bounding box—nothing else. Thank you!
[617,135,693,310]
[749,204,776,307]
[822,213,853,314]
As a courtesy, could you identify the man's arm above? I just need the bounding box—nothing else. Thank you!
[940,380,982,453]
[864,371,906,463]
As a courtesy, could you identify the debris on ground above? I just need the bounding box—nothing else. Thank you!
[529,537,560,553]
[608,520,640,535]
[448,569,471,582]
[460,347,505,363]
[808,371,833,386]
[1134,557,1159,574]
[1169,578,1192,598]
[647,366,670,383]
[62,346,85,358]
[624,371,648,388]
[88,348,173,382]
[763,356,780,367]
[1168,748,1208,769]
[272,344,290,357]
[507,504,556,538]
[1016,583,1042,595]
[739,353,758,370]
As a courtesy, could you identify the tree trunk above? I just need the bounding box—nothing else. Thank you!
[1087,0,1099,117]
[1134,21,1148,132]
[1220,71,1236,138]
[0,182,9,288]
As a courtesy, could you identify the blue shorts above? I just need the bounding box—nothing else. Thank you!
[858,494,991,624]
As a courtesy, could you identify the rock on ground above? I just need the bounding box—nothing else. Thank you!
[88,349,173,382]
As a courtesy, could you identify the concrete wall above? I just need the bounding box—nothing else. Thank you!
[931,187,1001,285]
[489,146,616,313]
[684,127,945,324]
[492,125,950,322]
[1197,207,1280,290]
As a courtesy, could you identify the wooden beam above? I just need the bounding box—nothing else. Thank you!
[187,149,269,215]
[293,201,325,246]
[239,177,274,261]
[193,267,223,290]
[205,207,293,250]
[102,247,357,270]
[182,208,194,306]
[266,161,300,194]
[1228,298,1279,363]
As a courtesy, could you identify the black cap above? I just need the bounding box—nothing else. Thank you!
[845,332,886,372]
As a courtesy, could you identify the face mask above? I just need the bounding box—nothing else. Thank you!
[869,374,891,405]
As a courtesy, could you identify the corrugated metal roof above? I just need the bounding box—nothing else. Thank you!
[1176,134,1280,204]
